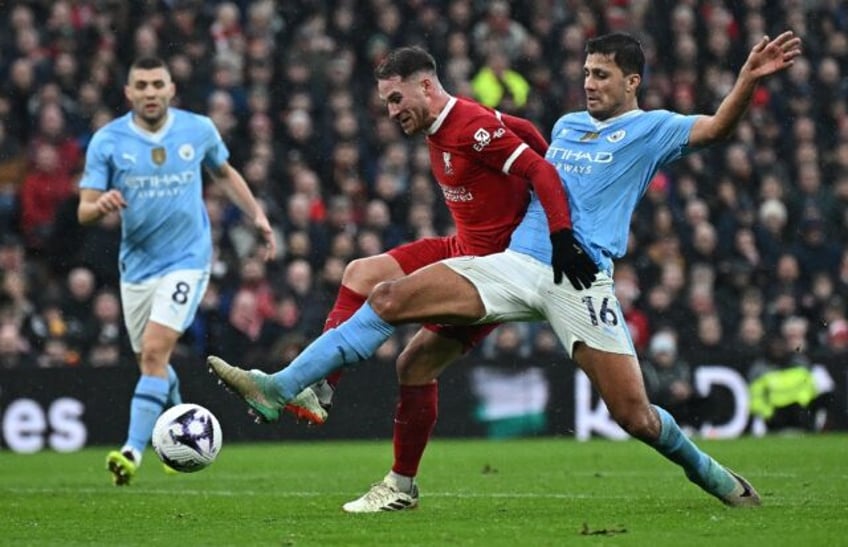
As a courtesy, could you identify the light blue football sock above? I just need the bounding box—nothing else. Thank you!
[651,405,736,497]
[270,303,395,400]
[166,364,182,407]
[126,375,169,454]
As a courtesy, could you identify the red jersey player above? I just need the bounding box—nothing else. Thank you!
[277,46,590,510]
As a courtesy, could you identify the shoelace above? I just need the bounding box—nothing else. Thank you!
[363,482,398,503]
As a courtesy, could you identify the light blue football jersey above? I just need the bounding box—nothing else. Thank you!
[79,108,228,282]
[508,109,698,274]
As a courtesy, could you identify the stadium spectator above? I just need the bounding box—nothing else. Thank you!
[641,329,702,431]
[471,0,529,62]
[470,49,530,113]
[82,288,131,367]
[18,143,77,249]
[0,320,32,370]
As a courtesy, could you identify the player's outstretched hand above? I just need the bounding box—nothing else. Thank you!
[550,229,598,290]
[744,31,802,79]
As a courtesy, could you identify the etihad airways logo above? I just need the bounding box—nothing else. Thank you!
[547,146,613,163]
[124,171,195,197]
[124,171,195,188]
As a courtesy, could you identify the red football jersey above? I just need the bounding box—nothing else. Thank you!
[426,97,534,256]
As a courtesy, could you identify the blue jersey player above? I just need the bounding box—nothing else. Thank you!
[209,31,801,510]
[78,57,279,485]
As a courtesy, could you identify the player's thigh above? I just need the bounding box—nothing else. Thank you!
[344,237,457,295]
[396,327,465,385]
[442,250,546,324]
[140,320,183,370]
[372,262,487,323]
[543,273,653,430]
[121,277,159,354]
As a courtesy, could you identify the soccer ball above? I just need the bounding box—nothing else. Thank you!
[152,403,222,473]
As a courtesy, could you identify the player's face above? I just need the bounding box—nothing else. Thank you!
[125,67,175,131]
[583,53,639,120]
[377,74,432,135]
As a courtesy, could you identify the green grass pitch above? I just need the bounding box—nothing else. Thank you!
[2,435,846,546]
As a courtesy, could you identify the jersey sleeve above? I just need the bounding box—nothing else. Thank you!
[498,112,549,156]
[78,130,113,191]
[648,110,699,165]
[197,115,230,170]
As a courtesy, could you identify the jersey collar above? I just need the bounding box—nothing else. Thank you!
[588,108,642,129]
[128,108,175,143]
[427,96,457,135]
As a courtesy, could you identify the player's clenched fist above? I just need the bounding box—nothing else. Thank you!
[96,189,128,214]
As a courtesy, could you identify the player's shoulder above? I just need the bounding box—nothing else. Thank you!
[88,112,132,149]
[626,109,698,137]
[171,107,215,128]
[551,110,592,135]
[93,112,132,137]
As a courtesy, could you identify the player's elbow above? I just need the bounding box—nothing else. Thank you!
[690,116,734,147]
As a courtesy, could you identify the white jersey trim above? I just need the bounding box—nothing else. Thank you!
[503,143,528,174]
[128,108,174,143]
[588,108,643,130]
[427,96,458,135]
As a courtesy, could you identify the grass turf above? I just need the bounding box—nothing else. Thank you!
[1,434,846,546]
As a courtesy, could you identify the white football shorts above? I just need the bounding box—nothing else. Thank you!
[120,268,210,353]
[442,250,635,358]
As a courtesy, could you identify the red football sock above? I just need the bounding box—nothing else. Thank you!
[322,284,367,389]
[392,383,438,478]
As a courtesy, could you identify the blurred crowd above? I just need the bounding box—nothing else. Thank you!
[0,1,846,425]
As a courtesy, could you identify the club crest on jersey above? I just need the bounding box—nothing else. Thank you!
[443,152,454,175]
[606,130,626,143]
[151,147,166,165]
[178,144,195,161]
[580,131,600,141]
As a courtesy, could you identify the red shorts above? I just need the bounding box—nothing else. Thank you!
[388,236,500,352]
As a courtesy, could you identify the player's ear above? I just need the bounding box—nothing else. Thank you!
[626,74,641,94]
[419,75,437,96]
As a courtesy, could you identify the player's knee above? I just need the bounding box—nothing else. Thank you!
[369,280,404,321]
[341,257,371,287]
[342,256,394,294]
[611,405,660,442]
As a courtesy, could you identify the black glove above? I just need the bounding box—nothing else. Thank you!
[549,228,598,290]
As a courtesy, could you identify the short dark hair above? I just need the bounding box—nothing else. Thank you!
[374,46,437,80]
[585,33,645,77]
[128,57,169,79]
